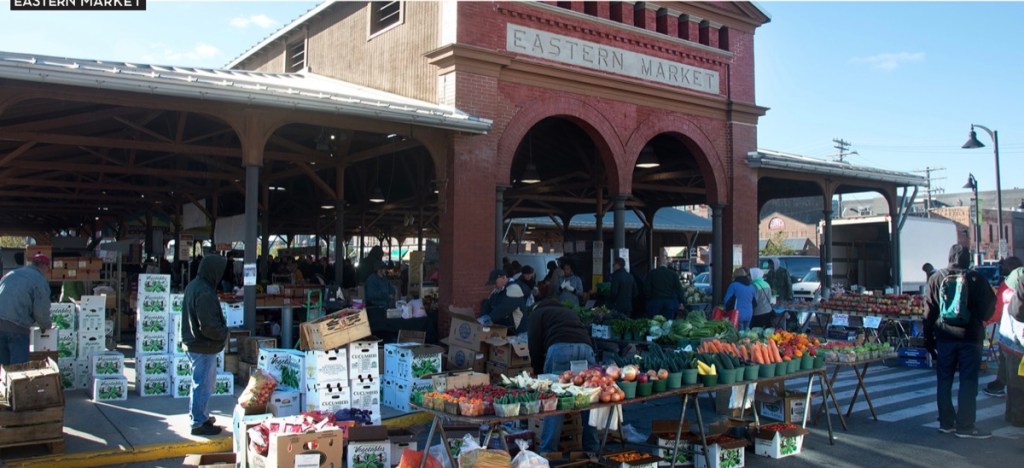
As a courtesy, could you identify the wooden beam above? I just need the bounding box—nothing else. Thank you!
[631,183,705,194]
[345,139,421,165]
[1,107,141,133]
[0,141,37,168]
[638,170,702,182]
[114,116,173,142]
[175,112,188,144]
[296,162,337,200]
[0,177,202,193]
[0,189,163,203]
[6,160,237,180]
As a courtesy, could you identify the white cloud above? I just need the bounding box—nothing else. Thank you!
[141,43,222,65]
[230,14,279,29]
[850,52,925,71]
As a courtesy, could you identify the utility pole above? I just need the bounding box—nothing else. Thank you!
[833,139,852,217]
[914,167,946,218]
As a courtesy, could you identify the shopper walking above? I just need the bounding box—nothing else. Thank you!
[996,266,1024,426]
[723,267,757,331]
[542,260,564,300]
[765,259,793,301]
[608,257,637,315]
[644,263,684,318]
[750,268,774,329]
[181,254,229,436]
[924,244,996,439]
[0,254,52,366]
[528,298,599,453]
[984,256,1023,397]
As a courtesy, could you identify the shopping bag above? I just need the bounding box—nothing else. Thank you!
[711,307,739,329]
[399,448,443,468]
[510,439,549,468]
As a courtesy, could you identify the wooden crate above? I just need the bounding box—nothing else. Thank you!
[0,406,65,454]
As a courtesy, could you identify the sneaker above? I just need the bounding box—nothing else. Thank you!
[203,416,217,426]
[191,424,223,436]
[983,387,1006,397]
[938,426,956,434]
[955,429,992,439]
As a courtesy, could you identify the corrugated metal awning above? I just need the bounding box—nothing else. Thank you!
[747,149,926,187]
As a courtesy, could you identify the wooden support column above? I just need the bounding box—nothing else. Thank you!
[334,166,345,288]
[711,204,724,304]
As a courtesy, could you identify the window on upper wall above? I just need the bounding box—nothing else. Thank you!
[718,26,730,51]
[285,40,305,72]
[989,224,994,242]
[369,1,403,37]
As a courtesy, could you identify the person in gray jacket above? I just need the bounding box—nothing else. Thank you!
[182,254,228,436]
[0,253,52,365]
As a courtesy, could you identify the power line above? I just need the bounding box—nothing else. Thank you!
[913,167,945,217]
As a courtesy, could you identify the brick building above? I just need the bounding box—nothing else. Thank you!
[229,1,770,322]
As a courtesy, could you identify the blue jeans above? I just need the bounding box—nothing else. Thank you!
[540,343,600,453]
[936,341,982,431]
[188,351,218,428]
[0,330,30,366]
[646,299,679,319]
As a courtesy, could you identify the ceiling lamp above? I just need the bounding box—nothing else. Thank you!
[521,161,541,184]
[636,146,660,168]
[369,186,385,204]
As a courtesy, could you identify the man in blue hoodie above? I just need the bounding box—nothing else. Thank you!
[0,253,52,365]
[182,254,228,436]
[924,244,996,439]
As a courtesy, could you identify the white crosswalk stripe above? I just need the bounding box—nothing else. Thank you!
[800,363,1016,438]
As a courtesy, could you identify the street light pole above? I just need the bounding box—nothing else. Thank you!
[964,174,981,266]
[962,124,1004,258]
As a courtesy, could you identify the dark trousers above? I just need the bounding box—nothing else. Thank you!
[936,341,982,430]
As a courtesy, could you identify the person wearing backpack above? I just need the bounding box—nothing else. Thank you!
[924,244,997,439]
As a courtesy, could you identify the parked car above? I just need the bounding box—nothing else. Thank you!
[974,265,1001,287]
[692,272,712,295]
[792,267,822,301]
[759,255,820,284]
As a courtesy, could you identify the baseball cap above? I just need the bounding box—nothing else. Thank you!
[485,268,506,285]
[32,253,51,266]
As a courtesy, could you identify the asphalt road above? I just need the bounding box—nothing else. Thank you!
[114,364,1022,468]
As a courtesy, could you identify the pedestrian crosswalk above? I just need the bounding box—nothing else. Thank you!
[790,364,1019,438]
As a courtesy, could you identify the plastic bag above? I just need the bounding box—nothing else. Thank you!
[429,444,455,468]
[238,369,277,411]
[399,448,443,468]
[621,424,648,444]
[711,307,739,329]
[511,439,548,468]
[458,433,512,468]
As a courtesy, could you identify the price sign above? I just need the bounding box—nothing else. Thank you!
[243,263,257,286]
[863,316,883,329]
[832,313,849,327]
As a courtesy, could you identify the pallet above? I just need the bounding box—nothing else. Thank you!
[0,405,65,454]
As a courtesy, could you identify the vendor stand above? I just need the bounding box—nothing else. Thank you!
[814,353,897,428]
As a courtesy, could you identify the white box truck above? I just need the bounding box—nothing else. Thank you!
[827,215,958,293]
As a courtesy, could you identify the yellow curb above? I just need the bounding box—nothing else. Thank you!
[5,411,430,467]
[5,436,231,468]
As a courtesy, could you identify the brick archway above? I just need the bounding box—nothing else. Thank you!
[495,95,625,194]
[622,113,728,205]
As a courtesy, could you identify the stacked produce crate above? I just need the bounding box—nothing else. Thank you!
[0,358,66,454]
[381,343,443,412]
[136,275,172,398]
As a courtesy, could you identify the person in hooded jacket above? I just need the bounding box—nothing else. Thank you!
[749,268,774,328]
[923,244,996,439]
[996,265,1024,426]
[983,256,1023,397]
[182,254,229,436]
[723,267,757,331]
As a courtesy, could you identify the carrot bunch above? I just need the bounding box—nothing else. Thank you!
[697,338,785,364]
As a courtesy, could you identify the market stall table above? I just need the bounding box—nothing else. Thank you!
[814,355,894,428]
[412,366,843,468]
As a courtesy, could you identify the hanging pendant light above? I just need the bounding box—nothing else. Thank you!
[636,146,660,168]
[521,133,541,184]
[369,186,385,204]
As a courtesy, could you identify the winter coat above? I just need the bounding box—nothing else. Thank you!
[527,302,593,376]
[752,277,774,317]
[482,283,527,332]
[0,265,51,333]
[924,244,996,344]
[558,274,585,306]
[723,276,757,322]
[364,273,394,309]
[645,266,684,302]
[608,268,637,314]
[182,254,228,354]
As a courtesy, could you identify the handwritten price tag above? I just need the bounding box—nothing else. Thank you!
[832,313,849,327]
[863,316,883,329]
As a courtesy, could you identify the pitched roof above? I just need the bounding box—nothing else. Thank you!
[0,50,491,134]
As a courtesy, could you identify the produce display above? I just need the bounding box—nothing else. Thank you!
[821,342,894,362]
[683,284,711,305]
[246,411,346,456]
[818,293,925,316]
[238,369,278,411]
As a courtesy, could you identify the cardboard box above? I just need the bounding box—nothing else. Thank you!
[0,358,64,411]
[268,388,302,417]
[299,309,372,351]
[58,360,76,390]
[226,328,252,353]
[347,425,391,468]
[388,428,417,466]
[601,451,661,468]
[138,312,169,335]
[139,293,170,314]
[183,453,236,467]
[220,302,244,328]
[78,333,106,360]
[652,423,696,467]
[91,376,128,401]
[240,337,278,364]
[224,354,239,375]
[232,406,273,467]
[173,376,192,399]
[429,370,490,393]
[137,353,172,378]
[173,355,193,378]
[446,345,488,372]
[137,375,172,397]
[350,380,382,424]
[894,356,932,368]
[214,372,234,396]
[486,362,533,381]
[758,391,810,424]
[257,348,305,390]
[248,429,345,468]
[30,327,57,352]
[26,245,51,262]
[381,376,433,412]
[384,344,443,380]
[49,303,76,330]
[396,330,426,344]
[446,314,508,351]
[305,381,351,413]
[485,339,530,367]
[753,426,808,459]
[89,351,124,378]
[529,413,583,436]
[349,338,381,381]
[304,349,349,385]
[139,274,171,295]
[57,329,77,360]
[171,293,184,314]
[693,438,747,468]
[136,332,168,356]
[73,359,89,389]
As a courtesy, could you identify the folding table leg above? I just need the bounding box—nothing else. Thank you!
[419,416,440,468]
[818,371,836,445]
[598,405,617,454]
[694,393,712,468]
[848,362,878,420]
[669,394,691,468]
[435,421,458,468]
[814,366,840,426]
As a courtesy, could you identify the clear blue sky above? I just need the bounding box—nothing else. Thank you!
[1,1,1021,197]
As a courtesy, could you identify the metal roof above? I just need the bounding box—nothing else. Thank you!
[0,50,491,134]
[747,149,927,187]
[227,0,336,69]
[510,207,711,233]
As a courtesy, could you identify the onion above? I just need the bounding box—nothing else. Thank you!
[622,365,638,382]
[611,391,624,402]
[658,369,670,380]
[573,375,585,386]
[606,365,621,380]
[600,391,612,403]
